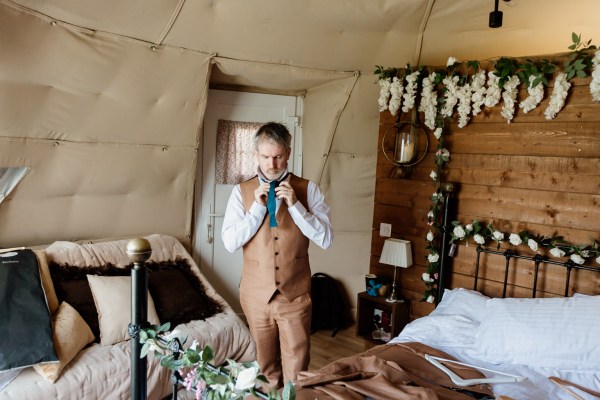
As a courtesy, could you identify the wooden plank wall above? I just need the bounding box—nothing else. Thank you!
[372,62,600,320]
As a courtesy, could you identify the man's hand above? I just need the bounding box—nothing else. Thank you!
[254,182,270,206]
[275,181,297,207]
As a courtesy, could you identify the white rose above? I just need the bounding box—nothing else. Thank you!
[549,247,565,258]
[189,340,199,351]
[447,57,458,67]
[581,250,591,258]
[528,239,538,251]
[465,224,473,232]
[430,170,437,181]
[428,253,440,263]
[509,233,522,246]
[234,366,259,391]
[422,273,434,283]
[474,234,485,244]
[596,256,600,265]
[426,231,434,241]
[426,295,435,303]
[453,225,466,239]
[570,254,585,265]
[492,230,504,241]
[434,127,443,139]
[427,210,434,218]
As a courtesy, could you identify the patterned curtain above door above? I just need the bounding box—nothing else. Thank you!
[215,120,263,184]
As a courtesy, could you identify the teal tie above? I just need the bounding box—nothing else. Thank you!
[268,180,279,227]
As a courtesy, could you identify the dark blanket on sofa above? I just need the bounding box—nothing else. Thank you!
[0,249,57,371]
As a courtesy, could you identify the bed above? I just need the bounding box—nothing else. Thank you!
[0,234,256,400]
[293,186,600,400]
[294,246,600,400]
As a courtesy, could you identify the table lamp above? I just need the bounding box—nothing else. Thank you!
[379,238,412,303]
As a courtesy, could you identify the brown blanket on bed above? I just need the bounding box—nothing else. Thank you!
[293,342,494,400]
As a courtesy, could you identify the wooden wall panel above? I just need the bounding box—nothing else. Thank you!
[371,65,600,320]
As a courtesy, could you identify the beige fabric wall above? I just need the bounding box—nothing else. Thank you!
[2,0,600,308]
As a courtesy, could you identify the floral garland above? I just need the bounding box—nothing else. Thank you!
[375,33,600,303]
[448,220,600,266]
[139,323,294,400]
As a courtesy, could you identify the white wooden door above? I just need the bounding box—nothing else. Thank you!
[194,90,301,314]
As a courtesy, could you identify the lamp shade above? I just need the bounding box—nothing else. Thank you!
[379,238,412,268]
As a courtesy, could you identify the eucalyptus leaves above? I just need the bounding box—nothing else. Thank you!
[139,323,295,400]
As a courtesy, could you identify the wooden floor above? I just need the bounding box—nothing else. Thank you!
[308,324,377,370]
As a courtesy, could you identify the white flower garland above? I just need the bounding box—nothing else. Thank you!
[470,70,487,116]
[500,75,520,123]
[590,50,600,102]
[441,75,459,117]
[402,71,420,113]
[377,78,391,112]
[519,75,545,113]
[544,72,571,120]
[483,71,501,108]
[388,76,404,116]
[456,82,472,128]
[419,72,438,130]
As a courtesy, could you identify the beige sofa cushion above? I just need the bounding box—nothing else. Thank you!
[87,275,160,346]
[33,302,94,383]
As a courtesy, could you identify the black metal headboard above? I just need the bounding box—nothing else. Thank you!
[473,246,600,298]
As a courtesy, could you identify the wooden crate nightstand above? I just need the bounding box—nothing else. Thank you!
[356,291,409,343]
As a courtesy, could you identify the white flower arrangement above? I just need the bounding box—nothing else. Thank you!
[591,50,600,102]
[528,239,538,251]
[441,75,460,117]
[550,247,566,258]
[570,253,585,265]
[388,76,404,116]
[520,75,545,113]
[433,127,443,140]
[402,71,420,113]
[500,75,521,123]
[422,272,435,283]
[430,170,437,181]
[544,72,571,120]
[377,78,392,112]
[470,70,487,116]
[428,253,440,263]
[427,230,435,241]
[483,71,501,108]
[456,82,472,128]
[473,234,485,245]
[509,233,522,246]
[419,72,438,130]
[453,225,466,239]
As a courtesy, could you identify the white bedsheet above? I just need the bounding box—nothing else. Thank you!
[390,316,600,400]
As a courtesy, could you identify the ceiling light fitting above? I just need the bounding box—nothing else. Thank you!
[489,0,510,28]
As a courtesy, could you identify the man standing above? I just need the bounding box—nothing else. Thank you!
[221,122,333,389]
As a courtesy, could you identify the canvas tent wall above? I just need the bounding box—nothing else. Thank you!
[1,0,600,308]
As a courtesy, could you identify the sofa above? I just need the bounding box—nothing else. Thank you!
[0,234,256,400]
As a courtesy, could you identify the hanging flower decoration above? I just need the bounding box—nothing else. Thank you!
[374,33,599,302]
[449,220,600,265]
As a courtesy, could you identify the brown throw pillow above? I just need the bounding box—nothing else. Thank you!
[147,258,222,328]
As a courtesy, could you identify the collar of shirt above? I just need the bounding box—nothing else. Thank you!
[257,168,290,185]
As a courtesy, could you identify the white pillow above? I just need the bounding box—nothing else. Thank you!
[393,288,489,347]
[431,288,489,322]
[87,275,160,346]
[475,296,600,370]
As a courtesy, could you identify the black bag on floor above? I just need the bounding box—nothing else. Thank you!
[310,272,348,337]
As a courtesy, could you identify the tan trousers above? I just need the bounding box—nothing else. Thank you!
[241,291,312,389]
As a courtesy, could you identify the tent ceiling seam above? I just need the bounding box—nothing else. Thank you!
[155,0,186,45]
[413,0,436,66]
[316,72,360,185]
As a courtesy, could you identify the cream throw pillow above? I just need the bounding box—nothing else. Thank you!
[87,275,160,346]
[34,249,59,315]
[33,301,94,383]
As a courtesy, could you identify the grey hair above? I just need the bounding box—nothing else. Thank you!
[253,122,292,150]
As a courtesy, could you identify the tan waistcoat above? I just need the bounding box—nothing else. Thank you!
[239,174,311,304]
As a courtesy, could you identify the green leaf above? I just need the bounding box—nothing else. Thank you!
[577,70,587,78]
[572,32,580,45]
[140,341,150,358]
[282,381,296,400]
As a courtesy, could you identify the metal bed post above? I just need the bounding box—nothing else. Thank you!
[127,238,152,400]
[436,182,456,305]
